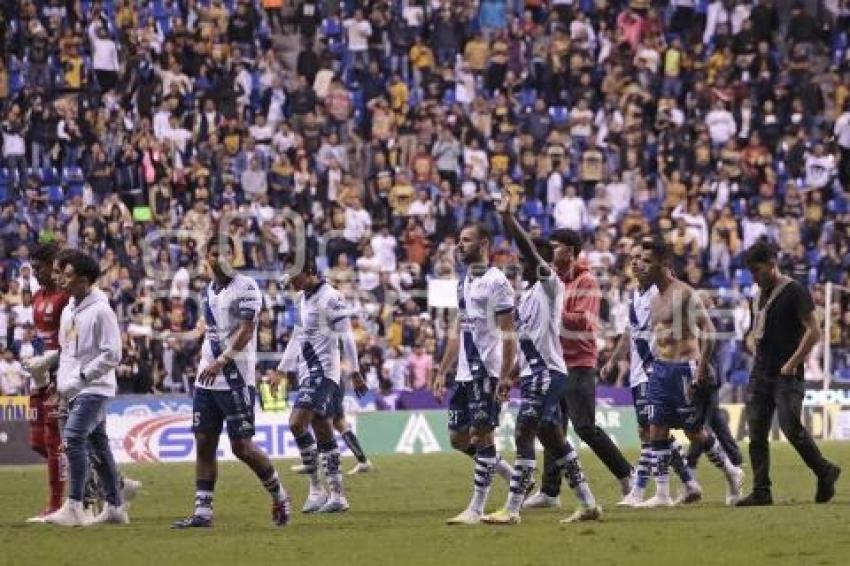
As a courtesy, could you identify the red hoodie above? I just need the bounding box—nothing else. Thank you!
[559,257,600,369]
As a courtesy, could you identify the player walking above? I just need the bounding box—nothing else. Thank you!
[602,245,703,506]
[481,197,600,525]
[637,237,744,507]
[172,237,291,528]
[277,258,364,514]
[432,222,517,525]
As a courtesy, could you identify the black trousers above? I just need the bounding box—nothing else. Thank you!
[746,372,831,493]
[540,367,633,496]
[687,386,743,468]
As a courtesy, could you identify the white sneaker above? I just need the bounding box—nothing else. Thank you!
[121,478,142,505]
[616,491,645,507]
[290,464,311,474]
[346,461,374,475]
[635,494,677,508]
[446,508,482,525]
[521,491,561,509]
[725,467,745,506]
[88,503,130,526]
[301,488,328,513]
[317,493,350,513]
[44,500,88,527]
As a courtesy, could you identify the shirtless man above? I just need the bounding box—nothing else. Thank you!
[637,237,744,507]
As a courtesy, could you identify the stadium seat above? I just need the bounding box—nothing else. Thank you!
[729,369,749,386]
[46,185,64,205]
[834,368,850,383]
[734,269,753,288]
[549,106,568,125]
[66,184,84,200]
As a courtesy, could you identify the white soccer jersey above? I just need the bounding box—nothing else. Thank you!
[456,267,515,383]
[516,272,569,378]
[287,280,351,385]
[198,274,262,391]
[628,285,658,388]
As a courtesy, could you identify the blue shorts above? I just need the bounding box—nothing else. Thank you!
[647,360,700,432]
[448,377,500,432]
[294,374,341,419]
[517,370,568,428]
[632,382,650,429]
[192,386,256,439]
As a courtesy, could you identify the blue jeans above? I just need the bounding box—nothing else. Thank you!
[64,394,122,505]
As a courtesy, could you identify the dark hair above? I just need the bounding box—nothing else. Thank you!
[549,229,582,253]
[58,251,101,284]
[461,221,491,245]
[744,237,778,266]
[641,236,672,264]
[206,235,235,253]
[31,242,60,264]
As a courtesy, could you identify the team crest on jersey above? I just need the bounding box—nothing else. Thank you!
[45,303,54,314]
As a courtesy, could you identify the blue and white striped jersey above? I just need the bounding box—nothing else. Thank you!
[198,274,262,391]
[629,285,658,388]
[456,267,515,383]
[516,271,568,378]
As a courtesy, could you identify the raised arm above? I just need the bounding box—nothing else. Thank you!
[497,194,551,278]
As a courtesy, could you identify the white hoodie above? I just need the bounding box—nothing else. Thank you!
[57,288,121,399]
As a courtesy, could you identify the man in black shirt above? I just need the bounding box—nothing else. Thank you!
[736,240,841,506]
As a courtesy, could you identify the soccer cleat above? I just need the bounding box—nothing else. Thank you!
[88,503,130,526]
[272,495,292,526]
[734,491,773,507]
[445,508,482,525]
[317,493,349,514]
[301,488,329,513]
[725,467,745,506]
[522,491,561,509]
[26,506,61,524]
[481,508,520,525]
[346,461,375,475]
[290,464,311,474]
[120,477,143,505]
[44,499,89,527]
[171,514,213,529]
[675,484,703,505]
[815,464,841,504]
[635,494,676,508]
[559,505,602,523]
[616,491,645,507]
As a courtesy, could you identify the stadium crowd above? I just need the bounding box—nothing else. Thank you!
[1,0,850,401]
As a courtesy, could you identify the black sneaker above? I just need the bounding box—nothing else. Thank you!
[734,491,773,507]
[815,464,841,504]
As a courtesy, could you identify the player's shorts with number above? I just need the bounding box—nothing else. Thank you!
[647,360,699,432]
[517,369,568,428]
[294,373,341,419]
[447,376,500,432]
[192,386,256,439]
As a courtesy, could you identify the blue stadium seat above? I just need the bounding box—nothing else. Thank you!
[834,368,850,383]
[46,185,64,205]
[734,269,753,288]
[66,184,84,200]
[730,369,749,386]
[549,106,568,125]
[42,167,59,184]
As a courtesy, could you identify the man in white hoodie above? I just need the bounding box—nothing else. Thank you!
[45,251,127,527]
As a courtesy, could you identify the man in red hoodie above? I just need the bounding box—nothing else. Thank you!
[524,229,633,508]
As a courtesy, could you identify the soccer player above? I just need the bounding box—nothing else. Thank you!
[172,237,291,528]
[736,240,840,506]
[432,221,517,525]
[23,243,70,522]
[525,228,633,509]
[602,244,703,506]
[277,257,364,513]
[481,197,600,525]
[637,237,744,507]
[44,251,127,526]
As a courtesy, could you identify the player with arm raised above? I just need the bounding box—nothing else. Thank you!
[277,257,362,514]
[637,237,744,508]
[172,236,291,528]
[602,244,702,507]
[432,221,517,525]
[482,196,600,525]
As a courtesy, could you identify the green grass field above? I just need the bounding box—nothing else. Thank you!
[1,444,849,566]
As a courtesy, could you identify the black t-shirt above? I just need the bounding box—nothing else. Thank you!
[754,280,814,378]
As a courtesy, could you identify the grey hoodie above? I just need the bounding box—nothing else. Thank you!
[57,288,121,399]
